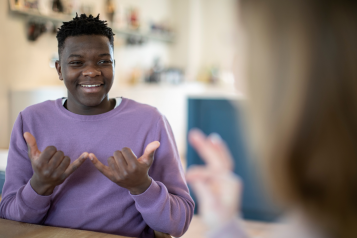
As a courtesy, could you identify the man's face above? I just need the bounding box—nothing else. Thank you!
[55,35,114,114]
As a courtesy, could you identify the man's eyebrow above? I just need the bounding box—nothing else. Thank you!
[68,54,83,58]
[99,53,112,57]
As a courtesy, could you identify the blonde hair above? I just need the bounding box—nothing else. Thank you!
[241,0,357,237]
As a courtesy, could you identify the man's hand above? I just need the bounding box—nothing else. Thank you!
[89,141,160,195]
[24,132,88,196]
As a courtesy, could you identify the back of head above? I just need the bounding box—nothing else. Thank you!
[56,13,114,59]
[240,0,357,237]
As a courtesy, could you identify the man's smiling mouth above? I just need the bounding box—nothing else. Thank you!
[78,83,104,93]
[80,84,101,88]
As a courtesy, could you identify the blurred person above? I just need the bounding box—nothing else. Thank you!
[186,0,357,238]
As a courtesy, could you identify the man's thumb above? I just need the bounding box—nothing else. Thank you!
[139,141,160,166]
[23,132,41,160]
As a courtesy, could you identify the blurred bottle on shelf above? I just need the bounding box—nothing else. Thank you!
[146,58,162,83]
[128,67,143,85]
[52,0,63,13]
[14,0,21,7]
[197,66,220,84]
[145,58,184,84]
[38,0,51,15]
[24,0,39,10]
[112,2,126,29]
[209,66,220,84]
[127,7,140,30]
[149,19,173,36]
[161,68,184,85]
[126,36,146,46]
[37,0,73,16]
[27,21,46,41]
[197,66,235,87]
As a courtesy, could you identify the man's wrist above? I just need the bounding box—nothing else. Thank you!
[30,177,55,196]
[129,177,152,195]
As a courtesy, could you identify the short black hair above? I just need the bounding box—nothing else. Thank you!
[56,13,115,58]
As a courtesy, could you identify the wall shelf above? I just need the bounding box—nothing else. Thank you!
[112,28,174,43]
[9,1,174,43]
[9,2,72,23]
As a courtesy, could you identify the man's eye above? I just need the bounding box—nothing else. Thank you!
[98,60,112,65]
[69,61,82,65]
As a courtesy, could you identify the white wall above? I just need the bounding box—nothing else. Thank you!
[171,0,240,81]
[170,0,204,81]
[200,0,239,71]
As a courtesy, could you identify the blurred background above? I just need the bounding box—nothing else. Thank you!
[0,0,242,153]
[0,0,280,237]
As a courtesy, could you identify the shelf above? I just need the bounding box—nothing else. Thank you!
[112,28,174,43]
[9,1,175,43]
[9,3,72,23]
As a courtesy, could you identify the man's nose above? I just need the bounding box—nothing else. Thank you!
[82,66,101,77]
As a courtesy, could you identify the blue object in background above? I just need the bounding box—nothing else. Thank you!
[186,98,280,222]
[0,171,5,194]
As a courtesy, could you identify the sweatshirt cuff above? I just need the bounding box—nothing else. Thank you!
[21,181,52,211]
[130,179,163,208]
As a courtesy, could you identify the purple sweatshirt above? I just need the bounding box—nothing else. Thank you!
[0,98,194,238]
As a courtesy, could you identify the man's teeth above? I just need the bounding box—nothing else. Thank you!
[80,84,101,88]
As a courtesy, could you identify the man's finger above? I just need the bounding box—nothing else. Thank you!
[56,156,71,177]
[62,152,88,179]
[121,147,138,168]
[47,150,65,171]
[113,150,128,169]
[23,132,41,160]
[138,141,160,167]
[89,153,113,178]
[108,156,120,173]
[113,151,132,178]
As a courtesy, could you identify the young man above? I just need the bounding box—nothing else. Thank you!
[0,14,194,238]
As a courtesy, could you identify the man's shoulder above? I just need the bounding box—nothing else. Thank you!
[21,99,59,116]
[122,98,163,119]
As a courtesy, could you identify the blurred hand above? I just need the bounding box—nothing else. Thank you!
[89,141,160,195]
[186,129,242,228]
[24,132,88,196]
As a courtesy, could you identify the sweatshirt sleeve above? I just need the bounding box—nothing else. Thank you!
[0,112,51,223]
[130,115,195,237]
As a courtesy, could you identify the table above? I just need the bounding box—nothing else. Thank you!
[0,218,128,238]
[181,215,285,238]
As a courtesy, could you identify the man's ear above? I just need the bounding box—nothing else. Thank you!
[55,60,63,80]
[114,59,115,67]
